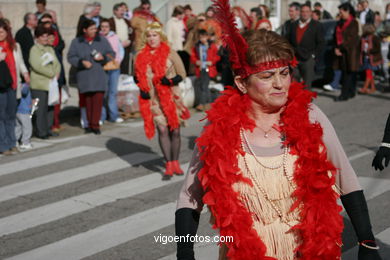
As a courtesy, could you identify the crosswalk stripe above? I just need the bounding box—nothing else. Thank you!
[0,163,189,237]
[376,227,390,244]
[6,203,177,260]
[0,152,159,203]
[358,177,390,200]
[0,146,105,177]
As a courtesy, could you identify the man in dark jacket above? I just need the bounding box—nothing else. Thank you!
[286,4,325,89]
[281,2,300,37]
[358,0,375,25]
[15,13,38,71]
[314,2,333,20]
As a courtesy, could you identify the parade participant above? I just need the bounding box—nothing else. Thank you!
[134,22,189,178]
[175,0,382,259]
[372,114,390,171]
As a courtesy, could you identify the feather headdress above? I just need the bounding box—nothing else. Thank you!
[211,0,297,79]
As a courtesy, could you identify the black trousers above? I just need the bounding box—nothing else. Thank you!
[295,57,315,89]
[31,89,53,138]
[196,69,210,105]
[340,71,357,98]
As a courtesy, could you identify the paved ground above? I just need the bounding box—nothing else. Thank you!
[0,86,389,260]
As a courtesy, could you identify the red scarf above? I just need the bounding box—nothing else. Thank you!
[84,34,95,43]
[197,83,343,259]
[336,15,353,46]
[135,42,180,139]
[0,41,17,89]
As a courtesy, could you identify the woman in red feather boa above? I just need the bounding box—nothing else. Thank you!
[134,22,190,179]
[175,29,382,260]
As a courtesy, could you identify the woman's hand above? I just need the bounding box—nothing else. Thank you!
[335,48,342,56]
[93,53,104,61]
[82,60,93,69]
[196,60,202,66]
[372,147,390,171]
[23,72,30,84]
[140,90,150,100]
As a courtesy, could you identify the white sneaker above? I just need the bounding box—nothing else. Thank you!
[19,143,33,151]
[323,84,335,92]
[99,120,103,126]
[115,118,124,123]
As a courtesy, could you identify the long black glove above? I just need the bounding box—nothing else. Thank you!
[372,114,390,171]
[175,208,200,260]
[161,75,183,86]
[341,190,382,260]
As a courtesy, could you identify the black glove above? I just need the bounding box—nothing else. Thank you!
[341,190,382,260]
[161,75,183,86]
[372,147,390,171]
[140,90,150,100]
[133,75,139,84]
[161,76,172,86]
[372,114,390,171]
[175,208,200,260]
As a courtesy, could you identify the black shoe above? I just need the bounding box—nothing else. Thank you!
[84,127,93,134]
[334,95,349,102]
[37,135,49,139]
[48,131,59,137]
[92,129,101,135]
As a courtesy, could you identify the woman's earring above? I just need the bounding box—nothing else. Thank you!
[241,89,247,94]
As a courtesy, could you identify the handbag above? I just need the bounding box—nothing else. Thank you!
[103,54,120,71]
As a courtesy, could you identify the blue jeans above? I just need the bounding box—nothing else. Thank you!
[101,69,120,122]
[330,70,342,89]
[0,89,17,152]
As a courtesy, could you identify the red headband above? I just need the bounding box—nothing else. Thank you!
[235,57,298,79]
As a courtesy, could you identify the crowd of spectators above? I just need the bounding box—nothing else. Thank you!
[1,0,389,155]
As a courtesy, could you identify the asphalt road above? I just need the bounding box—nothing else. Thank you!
[0,88,389,260]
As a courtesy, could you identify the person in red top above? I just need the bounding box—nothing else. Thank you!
[191,29,220,111]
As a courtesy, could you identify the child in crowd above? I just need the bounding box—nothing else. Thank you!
[190,29,220,111]
[15,84,34,150]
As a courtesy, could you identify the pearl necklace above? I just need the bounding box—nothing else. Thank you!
[240,128,296,226]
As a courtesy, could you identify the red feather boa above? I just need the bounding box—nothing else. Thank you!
[135,42,180,139]
[197,82,344,259]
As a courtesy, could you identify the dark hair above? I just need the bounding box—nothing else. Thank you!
[300,4,311,10]
[374,11,380,16]
[305,1,312,8]
[183,5,192,11]
[36,0,46,5]
[206,6,214,13]
[259,4,270,18]
[99,18,111,30]
[39,13,53,23]
[313,10,321,17]
[23,12,35,25]
[81,19,96,31]
[172,6,184,17]
[0,19,15,49]
[289,2,301,11]
[113,3,122,11]
[34,24,50,37]
[198,29,208,36]
[119,2,128,8]
[250,7,262,18]
[141,0,150,5]
[314,2,322,8]
[338,2,356,18]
